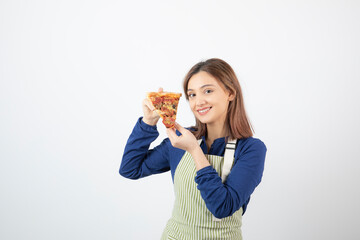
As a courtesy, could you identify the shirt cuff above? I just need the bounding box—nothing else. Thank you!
[195,166,217,181]
[138,117,158,132]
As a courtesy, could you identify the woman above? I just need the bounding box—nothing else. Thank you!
[120,58,267,239]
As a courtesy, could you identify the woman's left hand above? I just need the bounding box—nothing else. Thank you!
[166,123,198,153]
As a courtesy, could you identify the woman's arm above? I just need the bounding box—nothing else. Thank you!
[119,117,170,179]
[166,123,267,218]
[195,138,267,218]
[166,123,210,171]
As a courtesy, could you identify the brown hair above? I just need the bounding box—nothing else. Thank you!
[183,58,254,140]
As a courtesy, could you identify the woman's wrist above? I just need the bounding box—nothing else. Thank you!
[190,145,211,171]
[142,117,158,126]
[187,140,199,154]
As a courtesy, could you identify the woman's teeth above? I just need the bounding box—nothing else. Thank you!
[198,107,211,113]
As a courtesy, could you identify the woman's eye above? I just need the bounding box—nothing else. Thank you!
[188,93,195,98]
[205,89,213,94]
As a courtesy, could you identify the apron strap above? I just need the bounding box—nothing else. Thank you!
[222,138,237,183]
[197,138,237,221]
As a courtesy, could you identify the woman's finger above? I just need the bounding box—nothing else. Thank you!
[166,127,176,138]
[174,122,187,134]
[166,127,178,145]
[143,98,155,111]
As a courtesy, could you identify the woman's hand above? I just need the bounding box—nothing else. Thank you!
[142,88,162,126]
[166,123,198,153]
[167,123,211,171]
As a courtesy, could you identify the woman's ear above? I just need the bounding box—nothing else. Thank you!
[228,91,236,101]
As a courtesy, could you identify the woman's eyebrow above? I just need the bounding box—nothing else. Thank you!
[187,84,215,92]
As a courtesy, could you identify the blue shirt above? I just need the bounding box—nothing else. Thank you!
[120,117,267,217]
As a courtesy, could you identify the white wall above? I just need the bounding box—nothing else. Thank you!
[1,0,359,239]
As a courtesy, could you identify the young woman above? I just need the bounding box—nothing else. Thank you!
[120,58,267,239]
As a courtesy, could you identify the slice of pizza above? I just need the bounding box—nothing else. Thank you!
[147,92,182,128]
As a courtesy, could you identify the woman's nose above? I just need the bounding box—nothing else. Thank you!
[196,96,206,106]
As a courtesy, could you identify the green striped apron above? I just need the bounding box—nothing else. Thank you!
[161,140,242,239]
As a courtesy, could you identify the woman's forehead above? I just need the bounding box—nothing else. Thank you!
[187,71,220,90]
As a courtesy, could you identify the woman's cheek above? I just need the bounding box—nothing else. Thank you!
[189,101,196,114]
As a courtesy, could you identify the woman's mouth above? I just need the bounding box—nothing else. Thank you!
[197,107,211,115]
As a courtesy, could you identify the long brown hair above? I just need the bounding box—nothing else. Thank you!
[183,58,254,140]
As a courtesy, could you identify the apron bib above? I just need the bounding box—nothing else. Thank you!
[161,140,242,240]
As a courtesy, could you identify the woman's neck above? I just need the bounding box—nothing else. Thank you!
[205,122,228,150]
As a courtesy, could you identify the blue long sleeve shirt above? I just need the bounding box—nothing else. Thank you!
[120,117,267,217]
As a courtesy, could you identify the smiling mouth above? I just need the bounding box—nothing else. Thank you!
[197,107,212,115]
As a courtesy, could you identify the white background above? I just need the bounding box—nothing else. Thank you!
[1,0,360,239]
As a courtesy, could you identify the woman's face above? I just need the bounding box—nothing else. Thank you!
[187,71,234,127]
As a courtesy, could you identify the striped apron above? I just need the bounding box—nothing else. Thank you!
[161,140,242,239]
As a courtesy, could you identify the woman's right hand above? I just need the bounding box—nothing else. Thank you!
[142,87,163,126]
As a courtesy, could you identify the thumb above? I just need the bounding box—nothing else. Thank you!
[144,98,155,111]
[166,127,177,143]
